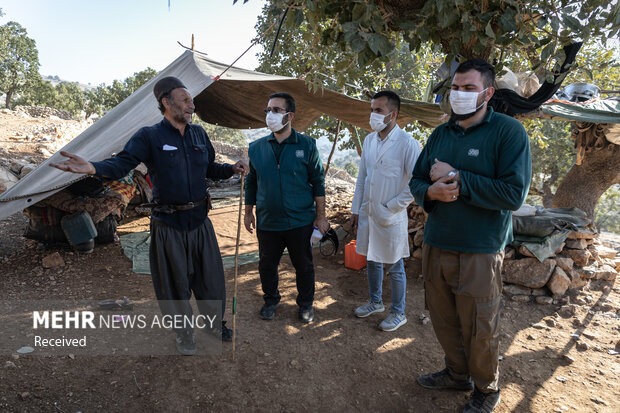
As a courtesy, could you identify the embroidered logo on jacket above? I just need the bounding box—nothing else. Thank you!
[295,150,304,158]
[468,148,480,157]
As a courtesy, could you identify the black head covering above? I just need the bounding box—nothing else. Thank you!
[153,76,187,101]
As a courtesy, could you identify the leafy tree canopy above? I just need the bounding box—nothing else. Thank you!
[0,21,40,108]
[252,0,619,86]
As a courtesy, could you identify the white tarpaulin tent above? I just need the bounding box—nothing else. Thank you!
[0,50,443,221]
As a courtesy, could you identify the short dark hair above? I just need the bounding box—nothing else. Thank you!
[269,92,296,113]
[372,90,400,113]
[157,92,171,114]
[455,59,495,89]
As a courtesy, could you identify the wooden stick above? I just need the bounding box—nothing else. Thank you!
[232,174,244,361]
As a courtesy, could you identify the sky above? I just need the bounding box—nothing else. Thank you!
[0,0,267,86]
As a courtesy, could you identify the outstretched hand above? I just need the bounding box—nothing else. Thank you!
[49,151,96,175]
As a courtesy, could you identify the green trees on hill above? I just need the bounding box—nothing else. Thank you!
[14,68,158,119]
[0,21,40,109]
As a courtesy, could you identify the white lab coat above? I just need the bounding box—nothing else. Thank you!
[351,125,421,264]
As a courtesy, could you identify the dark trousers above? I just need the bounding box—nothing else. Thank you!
[256,224,315,308]
[149,217,226,333]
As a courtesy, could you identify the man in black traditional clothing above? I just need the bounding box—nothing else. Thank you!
[51,76,248,355]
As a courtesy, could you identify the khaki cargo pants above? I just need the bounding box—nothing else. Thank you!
[422,244,504,393]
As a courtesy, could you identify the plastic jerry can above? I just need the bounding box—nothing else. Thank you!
[345,240,367,270]
[60,211,98,246]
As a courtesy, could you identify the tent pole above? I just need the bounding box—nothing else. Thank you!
[191,34,194,50]
[232,174,244,361]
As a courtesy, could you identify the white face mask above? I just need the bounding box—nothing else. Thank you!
[449,88,488,115]
[265,111,289,132]
[369,111,392,132]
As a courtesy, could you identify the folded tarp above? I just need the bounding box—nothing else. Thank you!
[512,207,592,238]
[511,207,594,262]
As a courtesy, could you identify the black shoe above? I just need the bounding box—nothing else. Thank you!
[175,331,196,356]
[260,303,279,320]
[463,388,501,413]
[298,306,314,323]
[417,368,474,391]
[216,321,232,342]
[202,320,233,342]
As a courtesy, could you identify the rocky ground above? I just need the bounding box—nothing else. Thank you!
[0,108,619,412]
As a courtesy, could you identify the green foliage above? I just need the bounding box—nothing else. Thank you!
[255,3,442,151]
[259,1,619,86]
[0,21,40,108]
[192,118,248,147]
[343,160,359,178]
[15,79,84,118]
[523,118,575,206]
[15,67,157,119]
[595,185,620,234]
[14,76,55,106]
[96,68,158,111]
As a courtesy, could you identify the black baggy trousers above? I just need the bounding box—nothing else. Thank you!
[149,217,225,333]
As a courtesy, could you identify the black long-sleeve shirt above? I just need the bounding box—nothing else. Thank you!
[92,118,233,231]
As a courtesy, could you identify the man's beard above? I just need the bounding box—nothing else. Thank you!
[450,95,486,122]
[172,107,190,124]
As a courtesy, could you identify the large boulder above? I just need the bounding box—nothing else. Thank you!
[503,284,532,296]
[0,166,18,193]
[565,239,588,249]
[593,265,618,281]
[562,249,592,267]
[594,245,618,260]
[568,269,589,289]
[555,256,574,272]
[546,267,571,297]
[502,258,556,288]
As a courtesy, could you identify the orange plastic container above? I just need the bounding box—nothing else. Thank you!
[345,240,367,270]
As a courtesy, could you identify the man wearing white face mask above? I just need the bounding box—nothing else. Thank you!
[410,60,531,413]
[244,92,328,324]
[350,91,421,332]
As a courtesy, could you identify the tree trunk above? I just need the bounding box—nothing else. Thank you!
[5,89,13,109]
[541,164,560,208]
[345,125,363,156]
[324,120,341,175]
[552,144,620,218]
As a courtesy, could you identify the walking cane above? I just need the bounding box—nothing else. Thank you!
[232,174,244,361]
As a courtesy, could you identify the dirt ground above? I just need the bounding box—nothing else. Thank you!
[0,206,619,413]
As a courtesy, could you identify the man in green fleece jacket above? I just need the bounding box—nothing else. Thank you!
[410,59,531,413]
[244,92,329,324]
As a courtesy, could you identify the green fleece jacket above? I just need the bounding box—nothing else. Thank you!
[410,108,531,253]
[245,129,325,231]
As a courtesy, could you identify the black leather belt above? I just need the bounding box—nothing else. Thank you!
[141,191,212,215]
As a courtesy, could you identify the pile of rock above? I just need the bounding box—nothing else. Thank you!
[503,232,619,303]
[325,181,354,213]
[210,140,248,161]
[13,105,73,120]
[407,203,426,260]
[406,202,620,302]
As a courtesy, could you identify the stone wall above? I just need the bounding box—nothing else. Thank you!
[407,203,620,304]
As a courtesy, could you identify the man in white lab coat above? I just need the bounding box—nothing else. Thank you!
[350,91,421,331]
